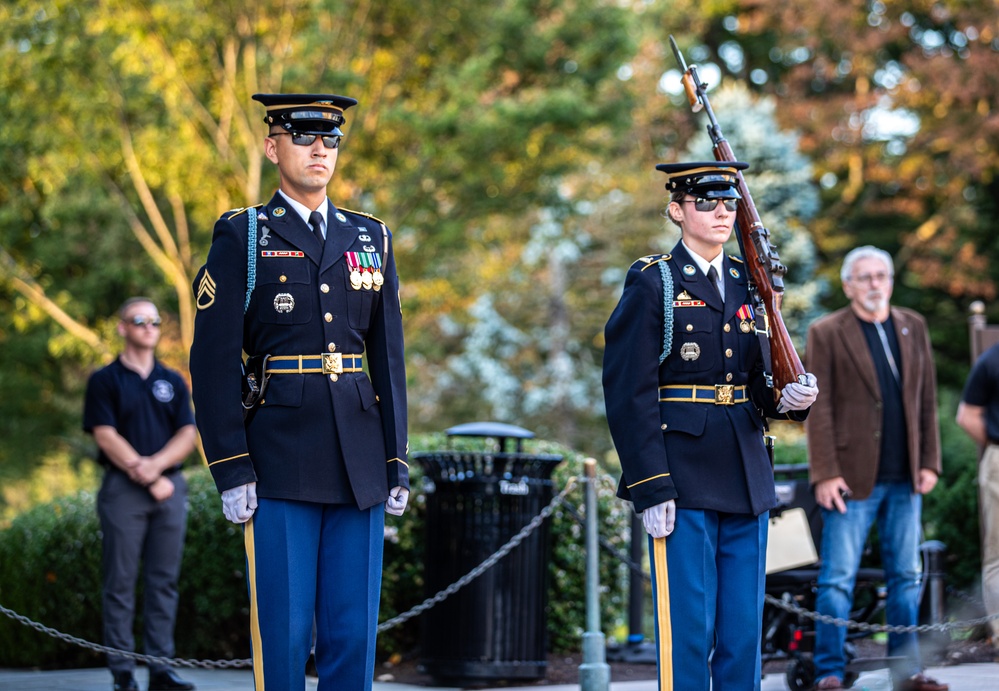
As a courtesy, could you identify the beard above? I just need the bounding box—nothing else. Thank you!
[859,292,888,315]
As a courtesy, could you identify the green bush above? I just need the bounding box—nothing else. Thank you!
[0,490,104,668]
[0,436,633,668]
[0,472,248,669]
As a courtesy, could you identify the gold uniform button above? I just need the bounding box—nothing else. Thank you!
[661,423,668,430]
[320,283,330,293]
[279,275,287,283]
[725,348,733,358]
[324,313,333,322]
[725,373,733,382]
[328,342,336,352]
[724,324,731,332]
[686,324,693,332]
[329,373,339,382]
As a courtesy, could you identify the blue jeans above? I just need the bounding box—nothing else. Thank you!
[813,481,923,682]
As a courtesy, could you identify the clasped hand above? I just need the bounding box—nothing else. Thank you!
[642,500,676,538]
[221,482,258,524]
[777,373,819,413]
[385,486,409,516]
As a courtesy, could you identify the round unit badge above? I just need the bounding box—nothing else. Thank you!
[335,212,347,223]
[273,207,287,217]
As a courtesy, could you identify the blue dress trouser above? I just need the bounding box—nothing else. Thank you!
[245,498,385,690]
[648,508,768,691]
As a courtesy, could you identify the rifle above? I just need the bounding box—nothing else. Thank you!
[669,35,807,400]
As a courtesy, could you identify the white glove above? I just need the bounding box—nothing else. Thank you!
[777,373,819,413]
[221,482,258,524]
[641,500,676,539]
[385,486,409,516]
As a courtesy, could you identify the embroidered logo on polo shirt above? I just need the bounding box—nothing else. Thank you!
[152,380,175,403]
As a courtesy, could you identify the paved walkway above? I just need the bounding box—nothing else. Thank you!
[1,662,997,690]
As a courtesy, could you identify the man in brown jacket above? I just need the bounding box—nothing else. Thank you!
[805,245,946,691]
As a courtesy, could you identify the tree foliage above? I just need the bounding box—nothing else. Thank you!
[1,1,996,554]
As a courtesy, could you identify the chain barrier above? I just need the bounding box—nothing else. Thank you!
[2,470,995,667]
[376,476,577,632]
[0,476,579,669]
[764,592,999,635]
[555,495,650,580]
[0,602,250,669]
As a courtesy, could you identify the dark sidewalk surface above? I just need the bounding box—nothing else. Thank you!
[1,661,997,691]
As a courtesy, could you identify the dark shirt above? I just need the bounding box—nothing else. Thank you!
[83,358,195,470]
[961,341,999,443]
[858,316,910,483]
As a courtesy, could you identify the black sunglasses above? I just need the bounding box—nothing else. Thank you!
[270,131,341,149]
[683,198,739,212]
[128,316,162,327]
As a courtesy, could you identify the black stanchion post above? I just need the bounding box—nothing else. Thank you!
[920,540,949,662]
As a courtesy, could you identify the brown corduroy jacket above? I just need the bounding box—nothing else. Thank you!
[804,306,941,499]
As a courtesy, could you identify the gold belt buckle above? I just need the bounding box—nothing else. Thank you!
[714,384,735,405]
[322,353,343,375]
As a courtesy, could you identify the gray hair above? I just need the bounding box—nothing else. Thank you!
[840,246,894,285]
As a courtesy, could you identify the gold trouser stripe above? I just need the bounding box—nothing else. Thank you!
[653,536,673,691]
[245,519,264,690]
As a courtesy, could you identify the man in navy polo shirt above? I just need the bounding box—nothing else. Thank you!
[83,297,197,691]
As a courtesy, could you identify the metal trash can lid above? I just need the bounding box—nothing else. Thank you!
[445,421,535,439]
[445,421,535,453]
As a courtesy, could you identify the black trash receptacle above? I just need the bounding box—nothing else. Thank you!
[414,422,563,683]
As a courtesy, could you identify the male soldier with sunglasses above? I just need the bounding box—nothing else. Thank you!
[189,94,408,690]
[602,162,818,690]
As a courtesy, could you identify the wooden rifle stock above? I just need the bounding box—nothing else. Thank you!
[669,36,806,399]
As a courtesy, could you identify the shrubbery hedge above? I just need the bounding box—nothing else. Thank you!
[0,436,633,669]
[2,419,981,670]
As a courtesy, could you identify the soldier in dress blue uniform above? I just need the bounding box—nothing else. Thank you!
[189,93,408,690]
[602,161,818,691]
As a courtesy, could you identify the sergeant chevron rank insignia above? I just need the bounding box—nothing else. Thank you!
[196,270,216,310]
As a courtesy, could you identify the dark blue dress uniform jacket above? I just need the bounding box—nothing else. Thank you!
[603,242,804,517]
[190,191,408,510]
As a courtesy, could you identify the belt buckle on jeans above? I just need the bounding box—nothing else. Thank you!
[322,353,343,375]
[714,384,735,405]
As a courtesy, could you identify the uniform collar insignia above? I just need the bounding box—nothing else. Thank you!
[273,207,287,217]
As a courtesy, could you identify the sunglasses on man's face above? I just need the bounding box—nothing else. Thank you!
[270,131,341,149]
[127,316,162,327]
[683,197,739,213]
